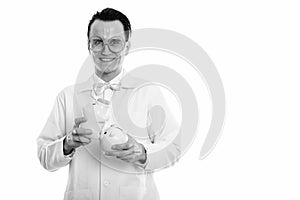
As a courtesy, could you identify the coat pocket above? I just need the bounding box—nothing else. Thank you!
[119,186,146,200]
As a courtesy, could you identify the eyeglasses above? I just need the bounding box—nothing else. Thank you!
[89,36,125,53]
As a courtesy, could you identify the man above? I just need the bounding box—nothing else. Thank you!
[37,8,181,200]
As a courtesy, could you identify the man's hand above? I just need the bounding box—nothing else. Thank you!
[63,117,93,155]
[105,134,147,164]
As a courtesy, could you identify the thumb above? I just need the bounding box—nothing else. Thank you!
[74,116,87,127]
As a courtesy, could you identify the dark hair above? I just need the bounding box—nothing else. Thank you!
[87,8,131,41]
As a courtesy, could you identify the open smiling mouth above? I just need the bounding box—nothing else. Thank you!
[99,57,116,62]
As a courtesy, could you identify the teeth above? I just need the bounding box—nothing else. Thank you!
[100,58,114,62]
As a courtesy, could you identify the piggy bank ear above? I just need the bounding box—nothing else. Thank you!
[111,126,125,137]
[105,124,117,132]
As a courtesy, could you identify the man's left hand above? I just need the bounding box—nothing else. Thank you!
[105,134,146,164]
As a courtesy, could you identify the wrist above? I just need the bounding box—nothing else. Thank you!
[138,143,147,164]
[63,137,73,155]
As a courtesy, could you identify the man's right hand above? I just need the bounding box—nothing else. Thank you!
[63,117,93,155]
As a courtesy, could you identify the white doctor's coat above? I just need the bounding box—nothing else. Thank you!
[37,73,181,200]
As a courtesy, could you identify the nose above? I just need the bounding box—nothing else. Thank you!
[101,43,111,55]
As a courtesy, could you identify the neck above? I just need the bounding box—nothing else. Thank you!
[96,67,122,82]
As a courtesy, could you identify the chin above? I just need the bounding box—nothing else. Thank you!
[96,65,118,75]
[94,57,122,75]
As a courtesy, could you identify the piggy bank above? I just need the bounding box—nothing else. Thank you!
[101,125,128,151]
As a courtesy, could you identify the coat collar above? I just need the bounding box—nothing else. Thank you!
[75,70,147,94]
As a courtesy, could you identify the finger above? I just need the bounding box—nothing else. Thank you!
[104,151,116,157]
[74,117,87,127]
[72,135,86,143]
[73,135,91,144]
[68,140,82,149]
[111,142,134,150]
[106,148,135,158]
[119,154,139,163]
[105,150,125,157]
[79,136,91,144]
[75,127,93,135]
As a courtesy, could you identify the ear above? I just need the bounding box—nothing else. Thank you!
[88,39,91,54]
[124,41,131,56]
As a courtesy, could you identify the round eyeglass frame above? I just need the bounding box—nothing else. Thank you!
[89,36,126,53]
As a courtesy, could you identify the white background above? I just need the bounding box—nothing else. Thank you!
[0,0,299,199]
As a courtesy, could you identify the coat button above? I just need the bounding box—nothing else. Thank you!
[103,180,110,187]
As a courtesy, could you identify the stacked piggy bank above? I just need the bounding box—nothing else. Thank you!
[101,125,128,151]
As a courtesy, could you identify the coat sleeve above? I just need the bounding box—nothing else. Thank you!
[37,90,74,172]
[140,87,182,172]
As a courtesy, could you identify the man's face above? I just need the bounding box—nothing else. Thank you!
[89,20,129,76]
